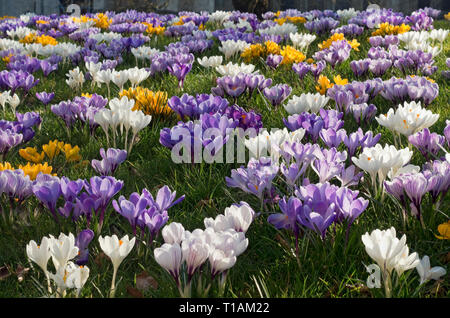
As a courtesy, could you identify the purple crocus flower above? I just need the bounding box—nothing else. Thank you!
[214,74,247,99]
[226,157,279,201]
[0,169,33,203]
[16,111,41,129]
[266,54,283,69]
[408,128,445,160]
[32,174,62,222]
[83,176,124,230]
[292,62,310,80]
[263,84,292,107]
[369,58,392,76]
[444,120,450,147]
[403,173,431,221]
[222,104,263,133]
[168,93,228,120]
[138,206,169,243]
[113,190,151,235]
[349,103,377,125]
[334,187,369,225]
[167,62,192,89]
[343,128,368,157]
[350,59,371,77]
[147,185,186,214]
[244,74,272,96]
[0,129,23,158]
[319,128,347,148]
[295,182,337,240]
[268,196,303,253]
[310,61,326,80]
[74,229,94,266]
[40,60,58,77]
[312,147,347,183]
[91,148,128,176]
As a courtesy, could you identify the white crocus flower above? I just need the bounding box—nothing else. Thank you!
[111,70,129,92]
[181,236,210,279]
[8,93,20,114]
[215,61,257,77]
[98,234,135,297]
[205,203,255,233]
[0,90,11,116]
[162,222,186,244]
[284,93,329,114]
[154,243,183,284]
[245,128,305,160]
[127,67,150,88]
[361,227,417,297]
[26,237,52,292]
[416,255,447,285]
[352,144,412,190]
[197,55,223,68]
[48,233,79,272]
[219,39,251,60]
[65,67,85,91]
[65,262,90,297]
[376,101,439,137]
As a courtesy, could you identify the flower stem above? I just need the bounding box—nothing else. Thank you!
[110,266,118,298]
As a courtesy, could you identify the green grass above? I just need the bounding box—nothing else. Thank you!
[0,19,449,298]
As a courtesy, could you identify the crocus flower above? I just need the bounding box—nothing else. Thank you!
[48,233,79,272]
[361,227,419,297]
[167,62,192,89]
[74,229,94,266]
[408,129,445,160]
[26,236,52,292]
[154,243,183,286]
[416,255,446,285]
[162,222,186,245]
[98,234,135,297]
[32,174,62,222]
[91,148,127,176]
[263,84,292,107]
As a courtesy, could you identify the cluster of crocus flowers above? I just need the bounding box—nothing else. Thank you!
[154,202,254,297]
[26,232,91,297]
[315,75,336,95]
[19,140,82,164]
[371,22,411,36]
[94,96,152,153]
[142,22,166,35]
[361,227,443,297]
[240,40,281,62]
[91,148,127,176]
[19,33,58,46]
[0,161,54,181]
[318,33,360,51]
[93,13,112,29]
[119,87,172,119]
[280,45,306,65]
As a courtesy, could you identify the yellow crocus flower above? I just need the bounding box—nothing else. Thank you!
[333,75,348,86]
[280,45,305,65]
[19,147,45,163]
[43,140,64,160]
[435,221,450,240]
[316,75,334,95]
[0,162,14,171]
[62,144,82,162]
[18,162,54,180]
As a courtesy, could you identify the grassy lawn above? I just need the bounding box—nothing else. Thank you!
[0,16,448,298]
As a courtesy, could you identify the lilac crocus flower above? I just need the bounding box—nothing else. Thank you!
[408,129,445,160]
[263,84,292,107]
[167,62,192,89]
[113,190,150,235]
[350,59,371,77]
[369,58,392,76]
[0,169,33,203]
[334,187,369,225]
[16,112,41,129]
[349,103,377,125]
[292,62,310,80]
[295,183,339,238]
[91,148,128,176]
[266,54,283,69]
[147,185,186,214]
[244,74,272,96]
[0,129,23,158]
[74,229,94,266]
[32,174,62,222]
[319,128,347,148]
[268,196,303,252]
[403,173,430,221]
